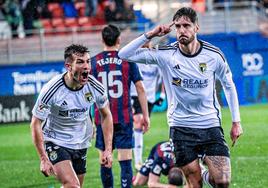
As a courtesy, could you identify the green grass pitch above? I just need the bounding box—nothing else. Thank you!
[0,104,268,188]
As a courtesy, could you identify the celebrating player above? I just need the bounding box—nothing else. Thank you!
[119,7,243,188]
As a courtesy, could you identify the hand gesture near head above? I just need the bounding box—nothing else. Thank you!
[145,22,174,39]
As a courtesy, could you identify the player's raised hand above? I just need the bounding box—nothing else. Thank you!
[145,22,174,39]
[102,149,113,168]
[230,122,243,147]
[40,157,57,177]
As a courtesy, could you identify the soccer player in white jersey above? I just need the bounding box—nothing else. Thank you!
[131,41,165,171]
[31,44,113,188]
[119,7,243,188]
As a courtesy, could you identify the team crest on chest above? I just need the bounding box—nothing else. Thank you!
[85,92,93,102]
[199,63,207,73]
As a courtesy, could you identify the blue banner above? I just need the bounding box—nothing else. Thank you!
[0,62,65,96]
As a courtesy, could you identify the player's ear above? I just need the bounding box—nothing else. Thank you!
[117,37,121,45]
[65,59,72,71]
[195,23,199,33]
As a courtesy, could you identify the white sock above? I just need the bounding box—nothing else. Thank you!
[202,170,214,188]
[134,129,143,165]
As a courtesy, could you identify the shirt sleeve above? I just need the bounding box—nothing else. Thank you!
[118,34,160,65]
[215,57,241,122]
[150,158,163,176]
[32,84,52,121]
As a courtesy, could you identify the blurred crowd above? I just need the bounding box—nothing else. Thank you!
[1,0,268,38]
[0,0,136,38]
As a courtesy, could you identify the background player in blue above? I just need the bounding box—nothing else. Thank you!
[132,141,184,188]
[119,7,243,188]
[91,24,150,188]
[31,44,113,187]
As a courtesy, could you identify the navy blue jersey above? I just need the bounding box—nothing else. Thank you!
[91,51,142,125]
[139,141,175,177]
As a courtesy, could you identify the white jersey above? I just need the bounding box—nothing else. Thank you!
[130,63,161,103]
[119,35,240,129]
[32,73,108,149]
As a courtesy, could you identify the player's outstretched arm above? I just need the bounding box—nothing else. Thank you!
[30,116,56,177]
[99,103,113,168]
[135,80,150,133]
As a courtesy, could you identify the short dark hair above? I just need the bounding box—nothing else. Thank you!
[64,44,89,60]
[168,167,183,186]
[173,7,198,23]
[102,24,121,46]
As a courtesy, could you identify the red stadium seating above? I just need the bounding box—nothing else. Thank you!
[48,3,64,18]
[64,18,78,28]
[75,2,86,17]
[41,19,52,29]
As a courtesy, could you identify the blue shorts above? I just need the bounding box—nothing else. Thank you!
[95,123,134,150]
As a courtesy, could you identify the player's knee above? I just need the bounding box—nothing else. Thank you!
[184,172,202,188]
[213,172,231,188]
[62,179,80,188]
[214,179,230,188]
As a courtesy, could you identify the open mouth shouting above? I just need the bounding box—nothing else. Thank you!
[80,70,89,83]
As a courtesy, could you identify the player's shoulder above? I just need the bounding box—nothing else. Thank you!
[87,75,105,95]
[156,41,178,51]
[201,40,226,62]
[40,73,64,104]
[43,73,64,91]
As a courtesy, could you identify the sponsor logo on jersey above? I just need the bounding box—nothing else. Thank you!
[61,100,68,107]
[172,78,208,88]
[199,63,207,73]
[85,92,93,102]
[173,64,180,70]
[172,77,182,86]
[59,108,88,119]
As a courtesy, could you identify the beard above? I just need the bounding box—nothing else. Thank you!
[72,71,80,83]
[178,35,194,45]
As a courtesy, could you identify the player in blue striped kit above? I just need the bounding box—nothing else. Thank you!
[91,24,150,188]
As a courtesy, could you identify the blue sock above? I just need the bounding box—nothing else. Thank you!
[100,165,113,188]
[119,160,133,188]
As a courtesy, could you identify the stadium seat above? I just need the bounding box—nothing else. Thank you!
[64,18,78,28]
[78,17,92,27]
[51,18,67,35]
[77,17,93,33]
[48,3,64,18]
[75,2,86,17]
[41,19,52,29]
